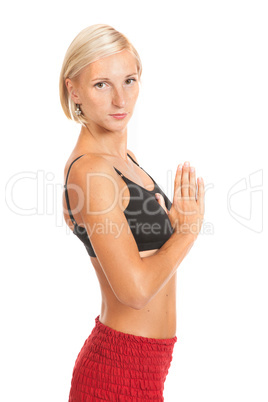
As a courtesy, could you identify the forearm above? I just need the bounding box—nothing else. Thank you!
[139,232,196,304]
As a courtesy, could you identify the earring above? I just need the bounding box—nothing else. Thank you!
[75,104,82,116]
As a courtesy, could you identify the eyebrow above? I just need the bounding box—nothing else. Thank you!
[91,73,138,82]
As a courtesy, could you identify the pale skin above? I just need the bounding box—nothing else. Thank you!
[63,49,205,338]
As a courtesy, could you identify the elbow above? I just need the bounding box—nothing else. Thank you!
[121,298,149,311]
[111,265,152,310]
[116,287,150,311]
[128,299,149,311]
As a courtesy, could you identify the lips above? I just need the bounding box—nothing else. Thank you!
[109,113,128,120]
[109,113,127,117]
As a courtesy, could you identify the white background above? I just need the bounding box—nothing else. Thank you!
[1,0,267,401]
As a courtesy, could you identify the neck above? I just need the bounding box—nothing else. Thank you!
[78,122,129,160]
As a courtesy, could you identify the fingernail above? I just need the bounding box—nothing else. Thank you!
[155,193,160,199]
[184,161,190,167]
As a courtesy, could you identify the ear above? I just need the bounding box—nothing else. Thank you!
[65,78,81,104]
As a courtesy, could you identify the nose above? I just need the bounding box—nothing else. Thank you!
[112,87,126,108]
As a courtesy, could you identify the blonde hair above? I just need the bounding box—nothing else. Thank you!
[59,24,142,126]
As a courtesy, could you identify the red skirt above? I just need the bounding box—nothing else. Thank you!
[68,316,177,401]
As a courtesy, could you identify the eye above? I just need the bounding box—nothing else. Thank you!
[94,82,107,89]
[125,78,136,85]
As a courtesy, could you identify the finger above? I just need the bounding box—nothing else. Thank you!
[155,193,169,214]
[189,166,196,200]
[197,177,205,213]
[174,163,182,201]
[181,162,190,199]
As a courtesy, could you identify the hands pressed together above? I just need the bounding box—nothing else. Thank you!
[155,161,205,239]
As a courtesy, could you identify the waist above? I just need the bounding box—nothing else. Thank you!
[100,304,177,339]
[96,315,177,344]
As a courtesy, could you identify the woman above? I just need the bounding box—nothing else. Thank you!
[60,24,204,401]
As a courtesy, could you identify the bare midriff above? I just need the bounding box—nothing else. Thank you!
[90,247,177,340]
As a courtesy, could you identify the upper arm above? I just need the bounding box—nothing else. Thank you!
[68,155,146,309]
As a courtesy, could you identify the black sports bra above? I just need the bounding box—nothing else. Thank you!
[64,153,174,257]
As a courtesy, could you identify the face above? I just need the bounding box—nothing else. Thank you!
[66,49,140,131]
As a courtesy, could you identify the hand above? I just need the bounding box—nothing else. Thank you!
[156,162,205,239]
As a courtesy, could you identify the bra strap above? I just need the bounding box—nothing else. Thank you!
[114,154,156,185]
[127,152,140,166]
[64,154,87,226]
[127,153,155,183]
[113,153,139,178]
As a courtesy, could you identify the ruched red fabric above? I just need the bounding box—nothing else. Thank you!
[68,316,177,401]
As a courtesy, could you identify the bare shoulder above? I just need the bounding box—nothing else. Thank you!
[127,149,139,165]
[66,152,118,183]
[65,151,128,223]
[64,153,121,216]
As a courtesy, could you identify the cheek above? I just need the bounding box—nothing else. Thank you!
[132,85,140,100]
[126,87,139,104]
[84,91,107,110]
